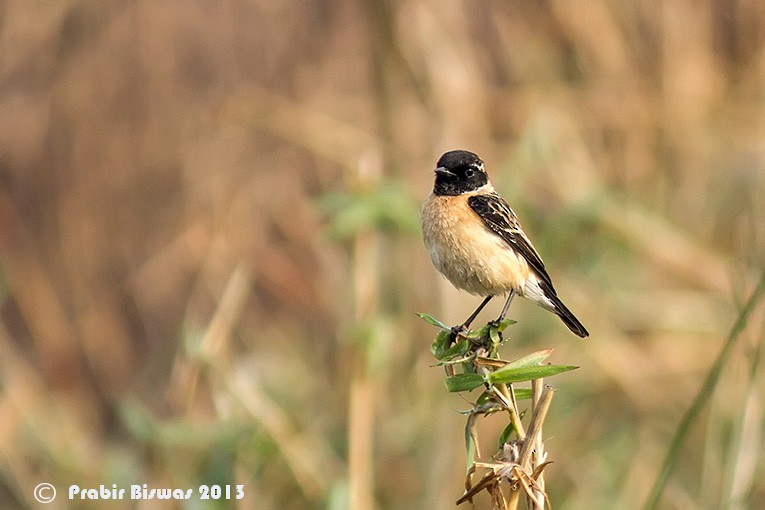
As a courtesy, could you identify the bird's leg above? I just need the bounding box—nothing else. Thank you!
[490,290,516,328]
[462,295,495,330]
[450,295,494,342]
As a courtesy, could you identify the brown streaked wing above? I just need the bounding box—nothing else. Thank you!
[467,193,554,289]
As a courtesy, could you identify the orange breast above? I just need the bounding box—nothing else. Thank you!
[421,192,531,296]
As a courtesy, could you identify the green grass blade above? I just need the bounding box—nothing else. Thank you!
[643,272,765,510]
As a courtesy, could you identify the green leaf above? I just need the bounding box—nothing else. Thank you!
[465,414,477,473]
[488,364,578,385]
[431,331,464,360]
[492,349,554,375]
[498,421,516,447]
[475,391,495,406]
[471,392,505,415]
[430,331,450,358]
[434,338,472,362]
[488,323,502,347]
[496,318,517,331]
[418,313,451,331]
[473,319,516,337]
[445,373,485,392]
[513,388,533,400]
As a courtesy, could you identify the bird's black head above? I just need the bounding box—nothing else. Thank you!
[432,150,489,196]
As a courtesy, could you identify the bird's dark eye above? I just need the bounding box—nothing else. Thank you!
[465,168,475,178]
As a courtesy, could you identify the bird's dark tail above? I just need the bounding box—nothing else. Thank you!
[549,293,589,338]
[538,280,589,338]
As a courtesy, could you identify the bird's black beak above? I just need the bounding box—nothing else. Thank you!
[434,166,455,177]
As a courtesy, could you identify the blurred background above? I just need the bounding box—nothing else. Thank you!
[0,1,764,509]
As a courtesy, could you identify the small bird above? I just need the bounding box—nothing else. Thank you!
[421,149,589,338]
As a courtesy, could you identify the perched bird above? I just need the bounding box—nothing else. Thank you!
[421,149,589,338]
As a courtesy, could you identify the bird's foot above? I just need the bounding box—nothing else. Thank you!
[488,318,501,329]
[449,325,468,344]
[487,319,504,343]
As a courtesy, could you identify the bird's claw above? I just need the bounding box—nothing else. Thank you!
[487,319,504,344]
[449,325,468,344]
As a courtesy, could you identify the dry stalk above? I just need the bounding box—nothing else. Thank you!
[461,353,557,507]
[423,314,575,509]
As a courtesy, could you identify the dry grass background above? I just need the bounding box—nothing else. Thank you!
[0,1,764,509]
